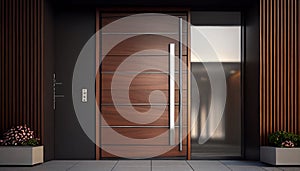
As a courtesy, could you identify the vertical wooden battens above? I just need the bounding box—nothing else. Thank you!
[260,0,299,144]
[0,0,44,142]
[1,0,4,133]
[40,0,45,142]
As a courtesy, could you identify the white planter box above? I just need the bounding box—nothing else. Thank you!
[260,146,300,165]
[0,146,43,165]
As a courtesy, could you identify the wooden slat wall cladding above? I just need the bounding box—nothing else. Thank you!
[260,0,299,145]
[0,0,44,141]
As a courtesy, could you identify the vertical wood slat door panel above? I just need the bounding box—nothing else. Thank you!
[97,11,189,159]
[0,0,44,142]
[260,0,299,145]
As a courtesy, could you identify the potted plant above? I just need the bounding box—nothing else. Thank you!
[0,125,44,165]
[260,131,300,165]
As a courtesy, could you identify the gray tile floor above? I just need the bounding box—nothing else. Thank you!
[0,160,300,171]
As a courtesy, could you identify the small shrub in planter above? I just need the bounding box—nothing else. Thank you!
[0,125,40,146]
[0,125,43,165]
[261,131,300,165]
[268,131,300,148]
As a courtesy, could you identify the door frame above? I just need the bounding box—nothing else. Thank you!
[95,7,191,160]
[189,11,245,159]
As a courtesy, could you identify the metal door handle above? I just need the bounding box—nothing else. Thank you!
[169,43,175,146]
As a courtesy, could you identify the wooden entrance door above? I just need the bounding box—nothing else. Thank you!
[96,10,189,159]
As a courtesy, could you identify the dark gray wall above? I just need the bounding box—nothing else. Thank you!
[44,0,55,161]
[244,2,260,160]
[53,0,254,9]
[54,7,96,159]
[191,11,241,25]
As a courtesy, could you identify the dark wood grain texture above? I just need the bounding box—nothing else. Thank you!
[101,127,187,145]
[101,145,187,158]
[96,9,101,160]
[102,34,187,56]
[101,73,187,90]
[96,10,189,159]
[102,89,188,104]
[102,55,188,72]
[0,0,44,141]
[101,127,186,141]
[101,105,187,126]
[101,14,188,33]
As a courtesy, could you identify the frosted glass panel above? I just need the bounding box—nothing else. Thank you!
[191,26,241,62]
[191,26,242,159]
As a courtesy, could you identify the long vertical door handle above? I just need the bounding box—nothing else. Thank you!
[179,17,183,151]
[169,43,175,146]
